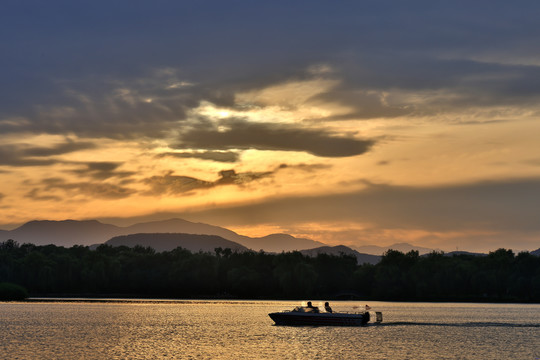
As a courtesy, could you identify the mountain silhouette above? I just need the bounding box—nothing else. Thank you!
[300,245,381,265]
[443,251,486,257]
[124,220,324,252]
[4,220,123,247]
[247,233,325,253]
[5,218,527,256]
[353,242,438,255]
[124,218,248,243]
[0,218,324,252]
[105,233,248,253]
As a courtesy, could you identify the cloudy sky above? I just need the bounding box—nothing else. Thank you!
[1,1,540,252]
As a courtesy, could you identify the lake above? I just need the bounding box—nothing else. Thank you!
[1,300,539,359]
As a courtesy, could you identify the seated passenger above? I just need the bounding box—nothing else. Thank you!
[306,301,319,313]
[324,302,333,313]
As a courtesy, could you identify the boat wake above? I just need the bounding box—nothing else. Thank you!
[375,321,540,328]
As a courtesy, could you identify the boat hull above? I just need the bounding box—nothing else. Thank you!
[269,311,370,326]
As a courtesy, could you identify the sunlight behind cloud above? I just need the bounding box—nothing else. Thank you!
[2,0,540,253]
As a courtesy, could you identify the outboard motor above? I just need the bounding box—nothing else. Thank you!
[375,311,383,323]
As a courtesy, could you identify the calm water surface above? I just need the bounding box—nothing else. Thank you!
[1,300,539,359]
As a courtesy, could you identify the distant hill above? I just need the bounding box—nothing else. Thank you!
[123,219,325,252]
[353,242,437,256]
[0,218,324,253]
[300,245,381,265]
[105,233,248,253]
[249,233,324,253]
[531,248,540,256]
[124,218,249,244]
[2,220,124,247]
[444,251,486,257]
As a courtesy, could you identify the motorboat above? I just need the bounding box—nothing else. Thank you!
[269,305,382,326]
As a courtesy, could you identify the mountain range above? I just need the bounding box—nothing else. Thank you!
[300,245,381,265]
[105,233,248,253]
[2,218,537,258]
[0,218,323,252]
[352,242,439,256]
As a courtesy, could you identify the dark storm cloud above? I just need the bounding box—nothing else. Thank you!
[25,188,62,202]
[143,173,213,195]
[23,141,97,157]
[184,178,540,233]
[0,66,237,139]
[86,162,120,173]
[34,178,136,200]
[0,150,56,167]
[177,119,375,157]
[308,57,540,121]
[157,151,240,163]
[2,0,540,137]
[70,162,136,180]
[0,80,210,139]
[311,88,412,120]
[0,141,96,167]
[143,169,274,196]
[214,169,272,186]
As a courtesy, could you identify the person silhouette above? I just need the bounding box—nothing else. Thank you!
[306,301,319,313]
[324,302,333,313]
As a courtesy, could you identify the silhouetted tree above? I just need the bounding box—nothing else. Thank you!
[0,240,538,302]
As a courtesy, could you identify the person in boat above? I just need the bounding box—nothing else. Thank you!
[306,301,319,313]
[324,302,333,313]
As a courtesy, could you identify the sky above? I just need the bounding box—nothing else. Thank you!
[1,1,540,252]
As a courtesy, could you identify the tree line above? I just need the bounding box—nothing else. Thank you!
[1,239,539,302]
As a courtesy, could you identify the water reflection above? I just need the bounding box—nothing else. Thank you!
[378,321,540,327]
[1,300,539,359]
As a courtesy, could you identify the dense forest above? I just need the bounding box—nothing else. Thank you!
[1,239,539,302]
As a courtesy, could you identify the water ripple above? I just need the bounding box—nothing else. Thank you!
[377,321,540,328]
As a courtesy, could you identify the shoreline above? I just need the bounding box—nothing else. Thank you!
[11,297,540,305]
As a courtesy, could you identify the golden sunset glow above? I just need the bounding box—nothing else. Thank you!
[3,5,540,360]
[1,2,539,254]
